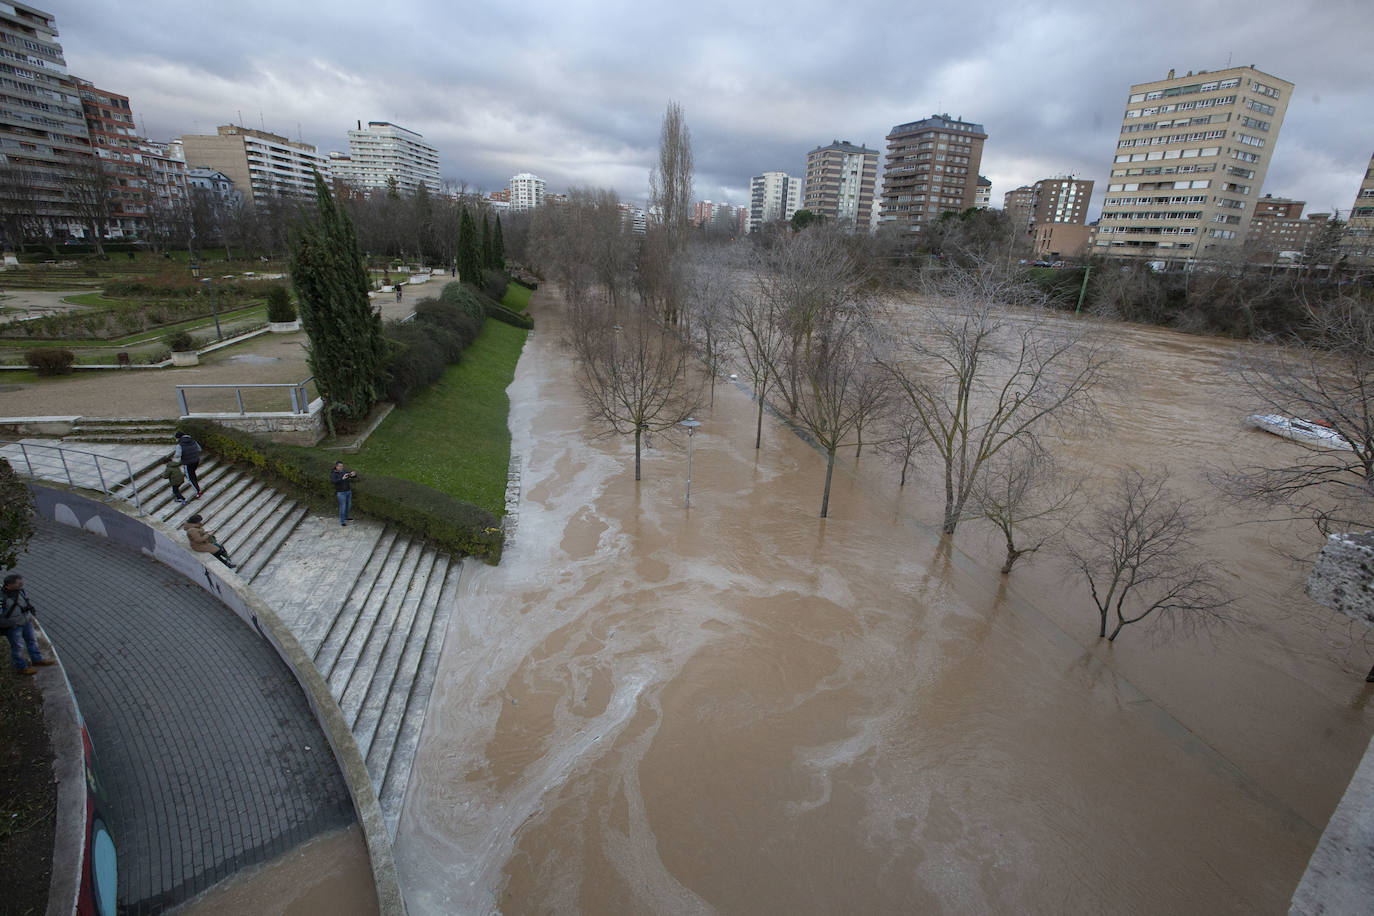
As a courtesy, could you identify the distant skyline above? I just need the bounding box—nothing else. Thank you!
[52,0,1373,221]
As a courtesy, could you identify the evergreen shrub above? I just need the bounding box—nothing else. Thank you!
[265,285,296,322]
[25,347,75,375]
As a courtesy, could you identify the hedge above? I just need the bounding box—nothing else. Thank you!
[174,419,503,563]
[487,303,534,330]
[25,347,74,375]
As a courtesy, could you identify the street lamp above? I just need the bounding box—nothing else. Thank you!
[190,261,222,340]
[679,417,701,508]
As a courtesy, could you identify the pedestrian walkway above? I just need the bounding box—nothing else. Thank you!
[24,518,356,914]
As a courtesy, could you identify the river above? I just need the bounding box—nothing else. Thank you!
[392,284,1374,914]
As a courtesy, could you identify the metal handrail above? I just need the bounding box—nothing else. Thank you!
[2,440,145,515]
[176,376,316,416]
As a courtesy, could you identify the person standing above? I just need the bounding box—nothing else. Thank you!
[181,514,235,568]
[395,282,403,302]
[331,461,357,526]
[2,574,54,676]
[171,431,204,498]
[163,459,187,503]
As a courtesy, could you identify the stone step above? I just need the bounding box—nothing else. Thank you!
[220,488,290,560]
[378,558,463,835]
[359,549,446,768]
[238,503,309,583]
[335,540,427,724]
[313,529,403,677]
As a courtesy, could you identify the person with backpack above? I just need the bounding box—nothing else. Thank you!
[3,574,54,676]
[171,431,204,498]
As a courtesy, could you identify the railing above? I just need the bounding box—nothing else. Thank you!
[2,440,145,515]
[176,376,316,417]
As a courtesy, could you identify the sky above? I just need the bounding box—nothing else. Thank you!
[52,0,1374,222]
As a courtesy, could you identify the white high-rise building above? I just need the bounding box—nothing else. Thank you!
[179,125,330,205]
[332,121,439,195]
[509,172,545,211]
[749,171,802,233]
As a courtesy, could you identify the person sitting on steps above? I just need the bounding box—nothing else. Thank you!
[181,514,235,569]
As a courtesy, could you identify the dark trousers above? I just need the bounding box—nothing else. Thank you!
[169,482,183,500]
[184,461,201,492]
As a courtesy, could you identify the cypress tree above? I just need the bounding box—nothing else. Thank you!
[289,172,387,435]
[493,216,506,269]
[481,212,494,270]
[457,207,482,286]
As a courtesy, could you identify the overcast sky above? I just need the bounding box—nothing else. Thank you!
[52,0,1373,221]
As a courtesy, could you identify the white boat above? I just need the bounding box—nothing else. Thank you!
[1248,414,1351,450]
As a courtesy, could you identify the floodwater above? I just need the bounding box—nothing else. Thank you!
[393,285,1374,914]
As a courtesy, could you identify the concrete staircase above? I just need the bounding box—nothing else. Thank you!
[11,440,458,835]
[63,417,178,444]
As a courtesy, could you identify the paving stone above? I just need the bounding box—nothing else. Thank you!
[23,518,354,914]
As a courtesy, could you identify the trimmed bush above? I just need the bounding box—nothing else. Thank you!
[487,303,534,330]
[174,419,502,562]
[25,347,74,376]
[265,285,297,322]
[383,319,453,405]
[481,269,508,301]
[166,330,195,352]
[413,298,481,352]
[438,281,487,323]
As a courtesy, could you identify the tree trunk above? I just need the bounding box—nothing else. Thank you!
[634,426,642,481]
[1001,542,1019,575]
[755,398,764,450]
[820,447,836,518]
[899,457,908,487]
[1108,620,1124,641]
[1098,611,1108,638]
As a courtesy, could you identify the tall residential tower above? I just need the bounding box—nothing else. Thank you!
[331,121,440,195]
[1094,65,1292,262]
[803,140,878,229]
[879,114,986,237]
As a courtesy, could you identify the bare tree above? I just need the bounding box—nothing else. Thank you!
[648,100,693,235]
[877,408,928,487]
[876,269,1110,535]
[1227,296,1374,534]
[571,303,698,481]
[970,438,1075,574]
[64,157,118,256]
[1070,468,1232,642]
[0,165,47,253]
[682,242,740,407]
[785,308,884,518]
[727,284,786,450]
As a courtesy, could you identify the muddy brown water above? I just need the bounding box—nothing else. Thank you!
[393,286,1374,915]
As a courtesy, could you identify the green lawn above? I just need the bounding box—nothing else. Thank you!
[502,283,532,312]
[348,319,528,515]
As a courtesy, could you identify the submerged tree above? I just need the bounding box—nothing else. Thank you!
[644,100,694,324]
[970,438,1075,574]
[1226,296,1374,535]
[876,269,1110,535]
[289,171,387,434]
[1070,468,1232,642]
[572,305,697,481]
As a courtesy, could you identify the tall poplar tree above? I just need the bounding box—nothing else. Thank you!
[457,207,482,286]
[289,172,387,434]
[481,212,494,269]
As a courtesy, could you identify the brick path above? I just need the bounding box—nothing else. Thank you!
[24,518,356,913]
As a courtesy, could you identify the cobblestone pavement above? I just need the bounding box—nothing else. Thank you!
[23,518,355,913]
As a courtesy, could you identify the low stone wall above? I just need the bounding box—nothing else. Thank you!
[0,415,78,437]
[28,483,406,916]
[186,398,325,446]
[1307,531,1374,625]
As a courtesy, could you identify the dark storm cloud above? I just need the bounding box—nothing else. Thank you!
[52,0,1374,217]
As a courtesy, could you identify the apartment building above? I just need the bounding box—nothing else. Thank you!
[0,3,91,235]
[509,172,545,211]
[139,139,189,218]
[749,171,801,233]
[1032,176,1093,226]
[1095,65,1292,263]
[1003,186,1034,232]
[803,140,878,228]
[75,78,144,237]
[975,176,991,209]
[1344,151,1374,264]
[879,114,987,236]
[331,121,439,195]
[1242,196,1330,263]
[179,125,330,206]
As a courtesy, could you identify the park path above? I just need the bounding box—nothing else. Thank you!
[23,517,357,913]
[0,276,441,419]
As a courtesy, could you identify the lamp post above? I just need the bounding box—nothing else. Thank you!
[680,417,701,508]
[191,261,222,340]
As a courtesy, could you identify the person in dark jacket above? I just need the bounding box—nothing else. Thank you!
[181,514,235,568]
[171,431,204,498]
[2,574,54,676]
[162,459,187,503]
[331,461,357,526]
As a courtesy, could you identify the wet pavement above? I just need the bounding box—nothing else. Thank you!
[23,518,357,913]
[392,285,1374,914]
